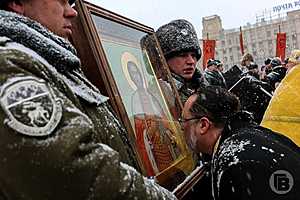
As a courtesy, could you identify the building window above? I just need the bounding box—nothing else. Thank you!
[269,49,273,55]
[257,31,263,40]
[224,57,228,62]
[229,47,232,53]
[267,30,271,37]
[221,40,225,46]
[228,39,232,45]
[250,34,255,42]
[223,49,227,54]
[268,40,272,45]
[230,56,234,61]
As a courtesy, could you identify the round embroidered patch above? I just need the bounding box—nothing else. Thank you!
[0,77,62,136]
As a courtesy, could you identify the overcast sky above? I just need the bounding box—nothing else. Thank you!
[87,0,297,37]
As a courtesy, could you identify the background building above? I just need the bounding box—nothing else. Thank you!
[201,9,300,71]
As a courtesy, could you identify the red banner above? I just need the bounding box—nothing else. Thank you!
[240,33,244,55]
[202,39,216,69]
[239,27,244,55]
[276,33,286,61]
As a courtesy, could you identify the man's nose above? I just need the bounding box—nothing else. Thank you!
[65,5,78,18]
[186,54,196,64]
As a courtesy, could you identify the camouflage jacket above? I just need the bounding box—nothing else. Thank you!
[172,68,205,103]
[0,10,176,200]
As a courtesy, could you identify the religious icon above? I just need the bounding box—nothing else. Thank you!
[72,3,196,186]
[122,52,181,176]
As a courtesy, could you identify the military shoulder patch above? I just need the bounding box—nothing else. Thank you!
[0,77,62,136]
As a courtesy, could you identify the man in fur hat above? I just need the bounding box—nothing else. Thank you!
[156,19,205,103]
[156,19,215,199]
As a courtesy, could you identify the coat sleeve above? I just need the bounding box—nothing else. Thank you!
[0,45,176,199]
[90,144,177,200]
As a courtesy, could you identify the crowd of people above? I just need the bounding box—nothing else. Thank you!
[154,16,300,199]
[0,0,300,199]
[198,52,294,123]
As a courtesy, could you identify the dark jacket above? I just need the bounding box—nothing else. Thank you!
[212,112,300,200]
[230,74,273,123]
[263,66,287,90]
[204,70,227,89]
[0,10,176,200]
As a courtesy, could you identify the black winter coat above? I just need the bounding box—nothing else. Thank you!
[204,71,227,89]
[229,74,273,123]
[212,112,300,200]
[263,66,287,90]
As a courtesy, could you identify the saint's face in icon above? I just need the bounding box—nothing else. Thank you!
[127,61,144,89]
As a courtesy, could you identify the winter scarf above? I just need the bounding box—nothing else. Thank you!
[0,10,80,73]
[0,10,108,104]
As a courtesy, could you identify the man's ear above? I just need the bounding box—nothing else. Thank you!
[7,0,25,14]
[196,117,211,135]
